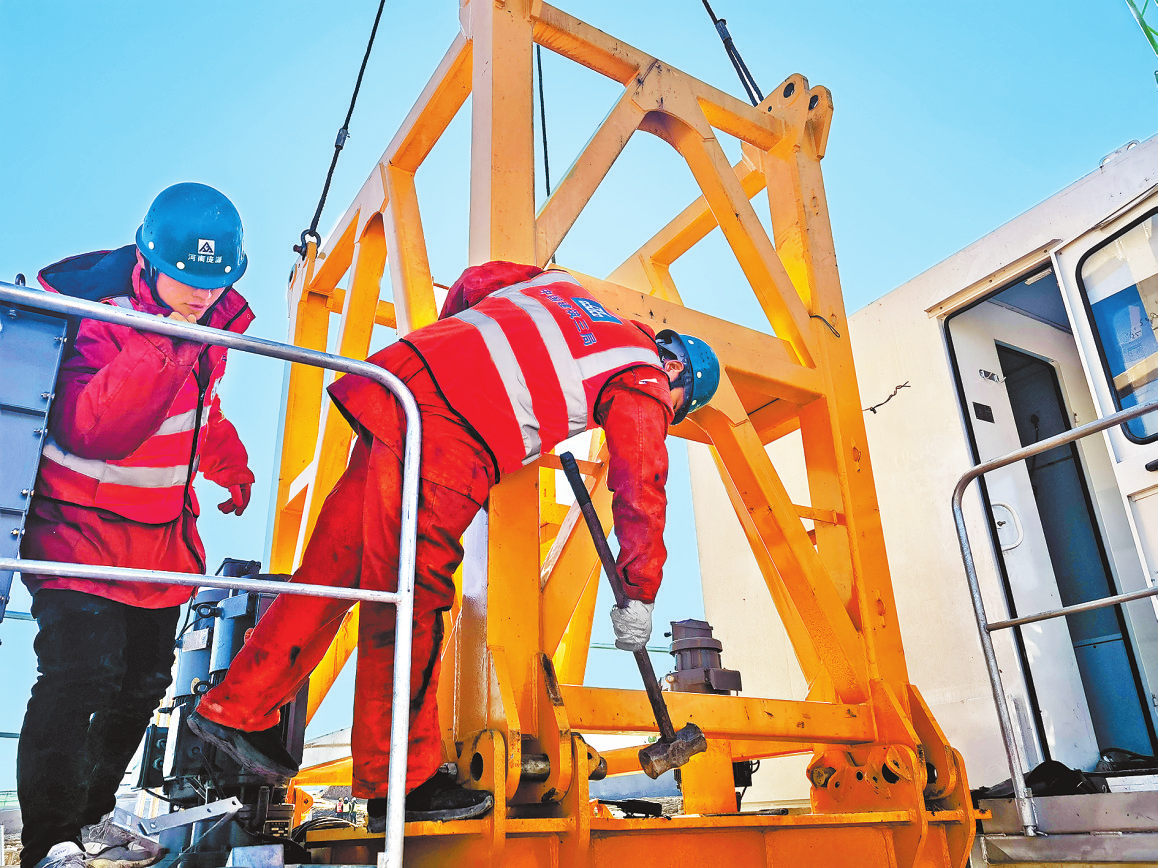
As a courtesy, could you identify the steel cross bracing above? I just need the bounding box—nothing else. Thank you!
[270,1,978,865]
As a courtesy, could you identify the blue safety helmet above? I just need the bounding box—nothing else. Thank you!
[136,183,247,290]
[655,329,721,423]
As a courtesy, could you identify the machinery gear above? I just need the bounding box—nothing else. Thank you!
[135,183,247,289]
[655,329,721,422]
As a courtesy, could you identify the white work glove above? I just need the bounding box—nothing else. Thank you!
[610,600,655,652]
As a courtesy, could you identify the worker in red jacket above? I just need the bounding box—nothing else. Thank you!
[189,261,720,825]
[17,184,255,868]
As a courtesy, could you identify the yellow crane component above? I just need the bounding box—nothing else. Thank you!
[269,1,978,864]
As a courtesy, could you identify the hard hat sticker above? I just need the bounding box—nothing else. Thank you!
[198,239,216,256]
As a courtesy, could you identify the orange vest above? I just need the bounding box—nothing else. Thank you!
[37,296,222,523]
[404,271,663,475]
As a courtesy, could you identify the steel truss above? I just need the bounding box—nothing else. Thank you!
[272,2,977,865]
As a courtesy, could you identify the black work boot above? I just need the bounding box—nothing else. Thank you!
[367,770,494,829]
[185,711,299,779]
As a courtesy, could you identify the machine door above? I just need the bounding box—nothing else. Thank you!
[1056,208,1158,598]
[998,344,1155,756]
[947,268,1158,768]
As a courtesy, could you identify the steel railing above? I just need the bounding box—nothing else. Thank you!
[0,281,420,868]
[953,396,1158,837]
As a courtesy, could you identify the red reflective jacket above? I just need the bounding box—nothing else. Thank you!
[331,260,673,601]
[407,266,664,475]
[20,247,254,608]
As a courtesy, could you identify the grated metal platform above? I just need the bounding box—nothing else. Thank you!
[976,792,1158,864]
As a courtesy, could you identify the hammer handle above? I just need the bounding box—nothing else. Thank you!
[560,452,678,744]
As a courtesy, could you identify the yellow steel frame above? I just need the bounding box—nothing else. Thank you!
[272,2,976,865]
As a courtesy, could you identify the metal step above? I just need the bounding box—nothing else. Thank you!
[976,793,1158,864]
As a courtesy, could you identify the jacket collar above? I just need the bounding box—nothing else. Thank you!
[128,258,254,334]
[38,245,254,335]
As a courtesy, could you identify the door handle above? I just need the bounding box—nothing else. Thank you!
[991,501,1025,551]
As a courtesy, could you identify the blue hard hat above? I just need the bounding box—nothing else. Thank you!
[655,329,721,423]
[136,183,247,289]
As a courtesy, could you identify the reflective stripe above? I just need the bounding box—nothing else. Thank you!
[42,437,190,489]
[444,271,661,466]
[106,296,134,309]
[457,309,542,462]
[459,274,659,453]
[509,270,582,290]
[502,293,589,436]
[577,346,660,380]
[155,408,200,436]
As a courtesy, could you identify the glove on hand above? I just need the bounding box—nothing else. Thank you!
[218,482,252,516]
[610,599,654,652]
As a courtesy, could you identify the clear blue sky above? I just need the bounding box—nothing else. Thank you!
[1,0,1155,791]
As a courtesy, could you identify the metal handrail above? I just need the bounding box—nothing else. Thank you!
[952,396,1158,838]
[0,559,403,606]
[0,281,420,868]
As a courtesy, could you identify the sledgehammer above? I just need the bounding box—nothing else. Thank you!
[560,452,708,779]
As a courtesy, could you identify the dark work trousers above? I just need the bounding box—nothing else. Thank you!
[18,589,180,867]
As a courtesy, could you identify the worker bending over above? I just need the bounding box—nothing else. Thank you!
[18,184,255,868]
[189,261,719,826]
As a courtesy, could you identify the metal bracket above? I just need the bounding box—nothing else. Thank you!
[225,843,285,868]
[117,797,244,838]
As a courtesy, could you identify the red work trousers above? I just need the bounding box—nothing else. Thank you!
[198,410,490,797]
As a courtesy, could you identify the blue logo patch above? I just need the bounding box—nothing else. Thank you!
[573,297,621,323]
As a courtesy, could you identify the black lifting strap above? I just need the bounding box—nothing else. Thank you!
[536,43,557,265]
[295,0,388,258]
[700,0,764,107]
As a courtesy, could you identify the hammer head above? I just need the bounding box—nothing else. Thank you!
[637,724,708,779]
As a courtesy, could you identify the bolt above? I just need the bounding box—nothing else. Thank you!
[810,765,837,787]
